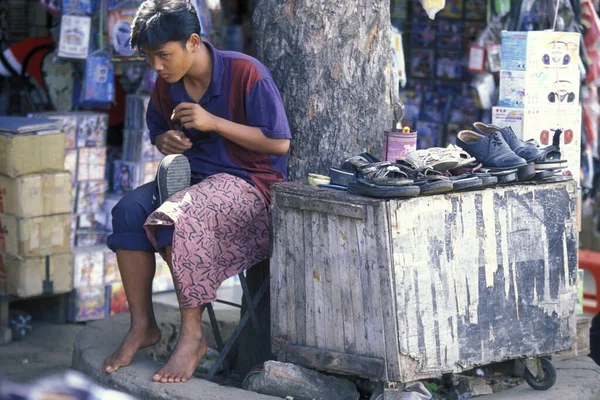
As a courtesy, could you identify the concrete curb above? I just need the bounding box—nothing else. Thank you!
[484,356,600,400]
[71,304,600,400]
[71,303,279,400]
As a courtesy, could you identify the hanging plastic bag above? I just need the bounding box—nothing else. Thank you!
[81,51,114,104]
[418,0,446,20]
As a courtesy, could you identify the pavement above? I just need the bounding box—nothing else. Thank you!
[1,301,599,400]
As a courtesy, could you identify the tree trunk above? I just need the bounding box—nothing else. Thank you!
[228,1,393,380]
[253,0,393,181]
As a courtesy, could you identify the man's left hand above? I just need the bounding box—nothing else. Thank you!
[172,102,218,132]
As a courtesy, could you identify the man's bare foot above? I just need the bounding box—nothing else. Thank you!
[104,325,161,373]
[152,333,207,383]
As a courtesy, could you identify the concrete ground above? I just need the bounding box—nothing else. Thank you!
[1,294,599,399]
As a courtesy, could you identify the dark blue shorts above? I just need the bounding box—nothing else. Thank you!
[106,182,174,252]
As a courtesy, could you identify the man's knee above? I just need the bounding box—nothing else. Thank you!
[111,183,155,234]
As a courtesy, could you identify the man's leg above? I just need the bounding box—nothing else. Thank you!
[104,182,161,373]
[104,250,161,373]
[152,245,207,383]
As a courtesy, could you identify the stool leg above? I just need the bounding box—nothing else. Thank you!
[205,303,230,377]
[239,273,260,332]
[206,279,269,381]
[206,303,224,351]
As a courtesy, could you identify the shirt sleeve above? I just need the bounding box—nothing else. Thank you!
[245,78,292,139]
[146,80,171,144]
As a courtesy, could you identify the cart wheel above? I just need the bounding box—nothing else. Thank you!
[242,365,264,390]
[369,387,383,400]
[524,358,557,390]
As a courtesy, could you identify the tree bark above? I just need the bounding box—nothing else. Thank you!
[253,0,393,181]
[228,0,393,380]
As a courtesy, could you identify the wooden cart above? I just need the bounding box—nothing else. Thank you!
[270,180,578,396]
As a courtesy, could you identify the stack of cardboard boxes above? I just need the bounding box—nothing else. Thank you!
[29,111,115,321]
[492,30,582,183]
[0,119,73,299]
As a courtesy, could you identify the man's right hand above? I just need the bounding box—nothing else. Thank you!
[154,130,193,155]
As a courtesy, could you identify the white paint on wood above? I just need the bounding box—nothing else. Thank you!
[563,230,569,288]
[482,197,499,288]
[511,260,520,320]
[271,181,578,382]
[499,207,510,299]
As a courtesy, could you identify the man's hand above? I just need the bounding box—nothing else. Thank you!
[154,130,192,155]
[172,102,218,132]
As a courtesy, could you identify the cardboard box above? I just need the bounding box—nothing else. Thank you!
[0,172,72,218]
[0,133,66,177]
[498,68,580,107]
[0,213,71,257]
[501,31,580,71]
[494,106,582,183]
[2,252,73,297]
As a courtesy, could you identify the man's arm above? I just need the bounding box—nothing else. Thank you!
[146,79,193,155]
[172,102,290,156]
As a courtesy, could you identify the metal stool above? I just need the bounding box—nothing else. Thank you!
[204,272,270,380]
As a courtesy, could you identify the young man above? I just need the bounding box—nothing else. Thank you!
[103,0,291,383]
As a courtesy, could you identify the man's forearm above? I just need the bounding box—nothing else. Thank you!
[213,117,290,156]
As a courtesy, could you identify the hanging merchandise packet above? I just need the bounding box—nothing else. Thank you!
[58,14,92,59]
[81,53,115,104]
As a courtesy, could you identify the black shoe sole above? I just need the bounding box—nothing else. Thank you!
[156,155,191,206]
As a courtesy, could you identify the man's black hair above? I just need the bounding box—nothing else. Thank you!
[130,0,201,51]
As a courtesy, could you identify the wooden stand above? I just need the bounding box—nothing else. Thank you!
[270,181,579,384]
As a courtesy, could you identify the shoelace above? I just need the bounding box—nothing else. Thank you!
[491,132,503,147]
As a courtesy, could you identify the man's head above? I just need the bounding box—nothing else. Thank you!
[130,0,202,82]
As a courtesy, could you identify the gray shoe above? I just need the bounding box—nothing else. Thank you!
[473,122,541,162]
[155,154,191,206]
[457,130,527,171]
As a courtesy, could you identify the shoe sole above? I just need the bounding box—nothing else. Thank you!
[534,160,567,170]
[497,172,518,183]
[417,180,454,195]
[485,168,518,176]
[156,154,191,205]
[452,177,483,191]
[517,164,536,181]
[348,181,420,198]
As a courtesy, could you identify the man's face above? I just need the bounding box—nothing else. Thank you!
[142,40,193,83]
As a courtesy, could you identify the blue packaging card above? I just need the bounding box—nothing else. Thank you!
[82,55,114,104]
[501,31,528,71]
[62,0,96,14]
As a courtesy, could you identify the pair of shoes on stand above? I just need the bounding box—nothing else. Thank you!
[457,122,568,183]
[152,154,191,208]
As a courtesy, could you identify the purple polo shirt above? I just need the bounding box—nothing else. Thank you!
[146,41,291,205]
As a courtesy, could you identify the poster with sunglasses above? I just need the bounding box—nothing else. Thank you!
[58,14,91,59]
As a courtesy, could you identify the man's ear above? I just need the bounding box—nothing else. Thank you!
[187,34,201,52]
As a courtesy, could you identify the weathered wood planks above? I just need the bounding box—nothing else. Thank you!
[270,181,579,382]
